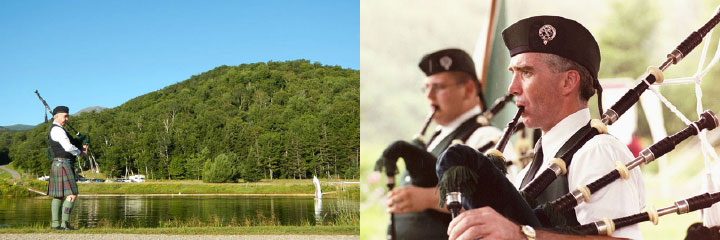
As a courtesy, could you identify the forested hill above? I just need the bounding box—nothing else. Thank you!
[0,60,359,181]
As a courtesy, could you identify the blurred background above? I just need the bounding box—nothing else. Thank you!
[360,0,720,239]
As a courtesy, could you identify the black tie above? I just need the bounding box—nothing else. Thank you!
[520,139,543,189]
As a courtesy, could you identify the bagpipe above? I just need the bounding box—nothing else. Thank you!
[374,93,520,186]
[35,90,90,161]
[438,107,526,219]
[435,8,720,236]
[436,107,542,228]
[575,192,720,236]
[373,93,517,240]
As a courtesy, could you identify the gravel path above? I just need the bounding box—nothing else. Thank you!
[0,234,359,240]
[0,165,21,179]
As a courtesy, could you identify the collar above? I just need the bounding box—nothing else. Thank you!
[427,106,482,151]
[540,108,590,158]
[438,106,482,132]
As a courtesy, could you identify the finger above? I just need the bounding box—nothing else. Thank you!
[448,208,490,239]
[448,208,473,235]
[395,199,412,214]
[387,204,397,213]
[448,212,472,239]
[387,193,402,204]
[387,196,402,212]
[447,211,462,236]
[456,225,484,240]
[386,189,396,198]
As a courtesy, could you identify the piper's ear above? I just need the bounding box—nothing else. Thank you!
[560,70,581,96]
[464,79,476,98]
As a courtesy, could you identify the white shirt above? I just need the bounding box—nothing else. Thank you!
[50,123,81,156]
[427,106,517,161]
[515,108,646,239]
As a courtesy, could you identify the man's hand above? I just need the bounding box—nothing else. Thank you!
[81,145,88,157]
[447,206,525,240]
[386,185,439,214]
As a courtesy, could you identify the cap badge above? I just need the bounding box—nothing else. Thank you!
[538,24,556,45]
[439,56,453,70]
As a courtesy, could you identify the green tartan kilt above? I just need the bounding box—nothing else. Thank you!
[48,158,78,198]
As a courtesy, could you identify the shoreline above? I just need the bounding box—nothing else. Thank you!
[0,226,359,236]
[5,178,360,199]
[31,192,338,197]
[0,234,359,240]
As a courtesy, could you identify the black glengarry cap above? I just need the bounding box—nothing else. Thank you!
[419,48,486,109]
[502,16,603,112]
[52,106,69,115]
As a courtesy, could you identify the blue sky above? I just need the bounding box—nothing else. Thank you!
[0,0,359,126]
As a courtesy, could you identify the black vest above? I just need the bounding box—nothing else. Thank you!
[48,124,76,160]
[393,114,483,240]
[532,122,595,227]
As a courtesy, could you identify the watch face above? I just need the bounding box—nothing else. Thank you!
[522,225,536,237]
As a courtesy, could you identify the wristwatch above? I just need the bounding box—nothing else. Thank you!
[521,225,536,240]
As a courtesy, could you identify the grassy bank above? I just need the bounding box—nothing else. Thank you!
[0,209,359,235]
[0,178,37,197]
[0,226,358,235]
[12,179,359,199]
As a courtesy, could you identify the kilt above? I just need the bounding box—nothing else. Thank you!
[48,158,78,198]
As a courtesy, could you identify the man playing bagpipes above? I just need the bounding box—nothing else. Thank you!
[442,16,648,239]
[47,106,87,230]
[381,48,515,240]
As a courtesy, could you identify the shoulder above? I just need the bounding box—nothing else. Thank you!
[464,126,504,148]
[49,124,61,133]
[574,133,634,165]
[49,125,66,137]
[467,125,504,141]
[474,125,503,135]
[583,134,629,151]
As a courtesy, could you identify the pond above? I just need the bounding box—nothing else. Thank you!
[0,195,357,228]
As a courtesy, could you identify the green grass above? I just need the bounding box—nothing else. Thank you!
[0,212,359,235]
[0,178,37,197]
[0,170,10,179]
[0,226,358,235]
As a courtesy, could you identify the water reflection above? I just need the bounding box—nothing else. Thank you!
[315,197,323,223]
[0,196,357,228]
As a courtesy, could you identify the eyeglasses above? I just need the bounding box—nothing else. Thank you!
[421,82,464,93]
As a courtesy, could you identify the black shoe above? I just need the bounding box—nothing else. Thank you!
[61,222,76,231]
[51,226,63,230]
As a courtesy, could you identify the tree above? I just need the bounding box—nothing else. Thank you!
[241,139,264,182]
[169,157,186,180]
[202,153,237,183]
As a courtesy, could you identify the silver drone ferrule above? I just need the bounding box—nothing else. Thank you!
[549,163,564,176]
[571,188,585,204]
[667,49,684,65]
[675,200,690,214]
[640,148,655,165]
[446,192,462,206]
[603,109,619,126]
[595,220,609,236]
